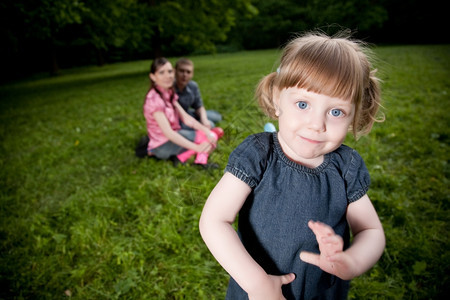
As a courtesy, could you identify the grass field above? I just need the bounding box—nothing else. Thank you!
[0,45,449,299]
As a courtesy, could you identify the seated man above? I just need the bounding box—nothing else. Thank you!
[174,58,222,129]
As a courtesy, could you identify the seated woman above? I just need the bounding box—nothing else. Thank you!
[143,57,222,168]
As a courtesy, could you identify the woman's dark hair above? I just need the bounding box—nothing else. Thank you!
[150,57,169,76]
[148,57,176,105]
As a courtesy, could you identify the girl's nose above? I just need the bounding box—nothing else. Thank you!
[307,114,326,132]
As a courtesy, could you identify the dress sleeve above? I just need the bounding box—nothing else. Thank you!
[344,149,371,203]
[225,133,271,188]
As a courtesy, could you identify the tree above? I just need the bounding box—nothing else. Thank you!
[141,0,257,57]
[229,0,308,50]
[74,0,149,66]
[229,0,388,50]
[0,0,86,77]
[303,0,388,38]
[0,0,257,78]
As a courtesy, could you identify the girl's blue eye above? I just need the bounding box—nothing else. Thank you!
[330,109,343,117]
[297,101,308,109]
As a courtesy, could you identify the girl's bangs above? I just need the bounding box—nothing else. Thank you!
[279,40,364,103]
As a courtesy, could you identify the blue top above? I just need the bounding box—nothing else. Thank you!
[224,132,370,299]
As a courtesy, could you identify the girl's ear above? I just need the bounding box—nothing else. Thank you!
[149,73,155,82]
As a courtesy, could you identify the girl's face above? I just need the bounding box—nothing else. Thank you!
[274,87,355,168]
[150,62,174,90]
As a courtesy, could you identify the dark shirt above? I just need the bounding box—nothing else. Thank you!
[174,80,203,112]
[224,132,370,299]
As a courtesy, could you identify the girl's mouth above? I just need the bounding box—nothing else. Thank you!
[301,136,321,144]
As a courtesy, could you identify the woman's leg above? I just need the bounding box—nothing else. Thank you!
[193,127,223,164]
[150,142,184,160]
[179,128,223,165]
[176,130,208,163]
[150,129,196,160]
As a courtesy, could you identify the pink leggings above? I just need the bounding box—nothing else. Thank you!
[176,131,217,164]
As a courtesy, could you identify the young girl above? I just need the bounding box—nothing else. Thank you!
[143,57,221,167]
[199,32,385,299]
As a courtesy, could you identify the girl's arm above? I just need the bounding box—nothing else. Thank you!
[300,194,385,280]
[174,102,216,143]
[344,194,385,277]
[200,172,295,299]
[153,111,212,153]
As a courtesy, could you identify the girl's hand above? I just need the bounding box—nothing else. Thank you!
[299,221,357,280]
[248,273,295,300]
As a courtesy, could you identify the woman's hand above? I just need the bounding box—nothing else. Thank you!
[206,131,218,143]
[248,273,296,300]
[299,221,357,280]
[195,141,214,154]
[201,118,212,129]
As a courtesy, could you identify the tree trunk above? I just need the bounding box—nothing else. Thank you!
[151,26,163,58]
[96,48,106,66]
[49,42,60,76]
[148,0,163,58]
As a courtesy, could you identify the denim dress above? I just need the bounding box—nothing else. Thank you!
[224,132,370,300]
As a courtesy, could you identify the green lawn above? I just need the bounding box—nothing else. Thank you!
[1,45,449,299]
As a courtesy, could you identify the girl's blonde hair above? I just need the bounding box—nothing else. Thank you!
[256,31,383,137]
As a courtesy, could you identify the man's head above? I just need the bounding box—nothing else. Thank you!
[175,58,194,90]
